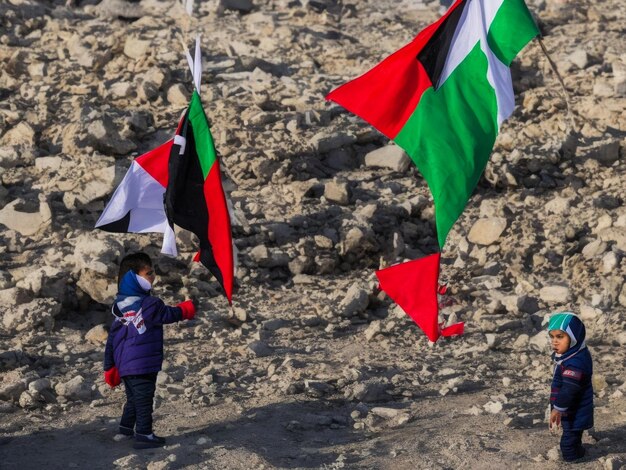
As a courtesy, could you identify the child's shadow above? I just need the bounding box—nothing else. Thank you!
[586,423,626,461]
[170,398,377,468]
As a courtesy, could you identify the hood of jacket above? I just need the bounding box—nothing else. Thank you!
[112,270,151,324]
[548,312,587,363]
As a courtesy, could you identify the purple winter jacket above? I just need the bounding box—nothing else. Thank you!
[104,272,183,377]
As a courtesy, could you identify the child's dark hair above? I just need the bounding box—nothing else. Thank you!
[118,252,152,287]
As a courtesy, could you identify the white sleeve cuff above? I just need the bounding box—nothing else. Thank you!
[553,405,567,412]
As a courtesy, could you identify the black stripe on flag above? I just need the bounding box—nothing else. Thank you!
[417,0,469,89]
[97,210,131,233]
[165,113,226,291]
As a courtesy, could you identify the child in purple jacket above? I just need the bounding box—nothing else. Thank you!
[548,312,594,461]
[103,252,196,449]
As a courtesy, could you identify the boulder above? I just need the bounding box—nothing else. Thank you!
[364,145,411,172]
[539,285,571,304]
[339,284,369,317]
[324,180,350,205]
[0,197,51,237]
[55,376,92,402]
[468,218,507,245]
[85,325,109,344]
[1,298,60,333]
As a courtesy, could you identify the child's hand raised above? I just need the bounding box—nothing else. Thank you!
[177,300,196,320]
[549,409,562,433]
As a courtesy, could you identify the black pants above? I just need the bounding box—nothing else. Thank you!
[120,373,157,435]
[560,427,585,462]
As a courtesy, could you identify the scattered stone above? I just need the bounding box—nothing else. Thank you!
[124,37,151,60]
[364,320,382,341]
[364,145,411,172]
[546,446,560,461]
[347,381,392,403]
[167,84,189,106]
[483,401,503,414]
[324,180,351,205]
[85,325,109,345]
[54,376,92,402]
[539,285,571,304]
[468,218,507,245]
[2,298,60,333]
[0,197,51,236]
[310,131,356,153]
[528,331,548,352]
[247,341,273,357]
[338,284,369,317]
[87,119,136,156]
[582,239,607,259]
[220,0,254,12]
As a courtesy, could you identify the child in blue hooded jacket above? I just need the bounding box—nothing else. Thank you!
[548,312,594,462]
[103,252,196,449]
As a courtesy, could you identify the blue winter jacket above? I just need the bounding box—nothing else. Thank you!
[103,271,183,377]
[549,313,594,430]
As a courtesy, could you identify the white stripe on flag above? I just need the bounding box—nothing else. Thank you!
[96,161,177,256]
[438,0,514,126]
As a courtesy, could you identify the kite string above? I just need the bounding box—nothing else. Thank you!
[536,36,577,134]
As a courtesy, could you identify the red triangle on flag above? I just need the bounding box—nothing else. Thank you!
[376,253,463,342]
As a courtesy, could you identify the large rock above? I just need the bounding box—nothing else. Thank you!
[310,131,356,153]
[364,145,411,172]
[338,284,369,317]
[15,266,65,300]
[346,381,392,403]
[324,180,350,205]
[63,165,116,209]
[86,118,136,156]
[76,269,117,305]
[55,376,92,402]
[0,371,27,401]
[123,36,151,60]
[0,287,31,307]
[249,245,290,268]
[339,227,378,255]
[0,122,35,147]
[247,341,273,357]
[72,234,122,273]
[85,325,109,345]
[468,218,507,245]
[1,298,60,333]
[0,197,51,237]
[167,84,189,106]
[539,285,571,304]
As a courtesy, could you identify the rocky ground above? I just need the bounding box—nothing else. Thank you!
[0,0,625,468]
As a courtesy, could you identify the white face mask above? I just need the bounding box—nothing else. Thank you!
[135,273,152,291]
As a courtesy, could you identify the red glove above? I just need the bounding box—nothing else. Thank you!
[104,367,121,388]
[178,300,196,320]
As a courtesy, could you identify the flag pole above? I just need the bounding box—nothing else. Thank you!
[535,36,578,134]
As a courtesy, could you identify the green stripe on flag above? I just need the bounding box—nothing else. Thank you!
[394,43,498,249]
[487,0,539,66]
[188,91,217,179]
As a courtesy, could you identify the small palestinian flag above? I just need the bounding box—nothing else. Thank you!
[97,37,235,303]
[327,0,539,248]
[165,90,234,304]
[95,139,177,256]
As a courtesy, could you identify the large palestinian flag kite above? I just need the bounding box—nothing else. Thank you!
[328,0,539,341]
[96,38,234,303]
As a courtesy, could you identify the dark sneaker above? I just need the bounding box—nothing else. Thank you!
[119,425,134,436]
[133,433,166,449]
